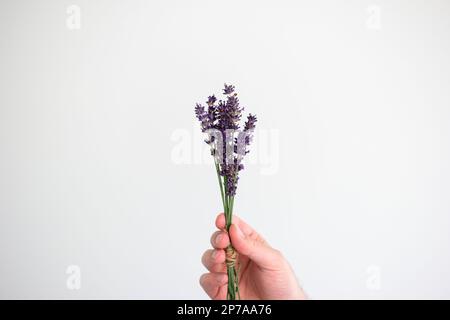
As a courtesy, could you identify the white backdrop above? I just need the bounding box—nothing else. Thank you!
[1,0,450,299]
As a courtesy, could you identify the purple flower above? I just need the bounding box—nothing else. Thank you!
[194,103,208,131]
[223,84,235,95]
[244,114,257,132]
[195,102,216,146]
[195,84,256,196]
[243,113,257,152]
[223,164,239,196]
[207,95,217,106]
[217,95,243,131]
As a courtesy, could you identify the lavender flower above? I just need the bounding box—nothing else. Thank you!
[194,84,257,300]
[243,113,257,152]
[195,84,256,196]
[194,104,208,132]
[207,95,217,105]
[223,83,235,95]
[244,113,257,131]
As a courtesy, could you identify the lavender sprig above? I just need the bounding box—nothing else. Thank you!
[195,84,257,300]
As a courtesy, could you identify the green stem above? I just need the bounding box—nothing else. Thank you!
[215,167,239,300]
[229,196,234,218]
[224,176,229,223]
[215,162,225,210]
[228,266,235,300]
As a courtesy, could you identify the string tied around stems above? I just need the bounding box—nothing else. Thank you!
[225,245,237,268]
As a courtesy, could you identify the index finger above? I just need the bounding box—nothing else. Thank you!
[215,213,257,237]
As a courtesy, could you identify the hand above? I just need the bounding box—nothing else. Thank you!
[200,213,307,300]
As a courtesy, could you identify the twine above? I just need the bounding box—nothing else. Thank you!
[225,246,237,268]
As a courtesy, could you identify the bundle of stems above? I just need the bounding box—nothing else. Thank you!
[215,162,239,300]
[195,84,257,300]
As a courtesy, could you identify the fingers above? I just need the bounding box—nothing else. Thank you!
[214,213,282,270]
[229,220,284,271]
[210,230,230,249]
[215,213,256,237]
[201,249,226,272]
[199,272,228,300]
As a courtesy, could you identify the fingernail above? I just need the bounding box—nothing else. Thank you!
[215,233,222,244]
[211,250,218,259]
[234,224,245,239]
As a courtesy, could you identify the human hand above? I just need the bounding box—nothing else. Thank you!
[200,213,307,300]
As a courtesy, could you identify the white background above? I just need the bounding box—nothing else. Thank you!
[1,0,450,299]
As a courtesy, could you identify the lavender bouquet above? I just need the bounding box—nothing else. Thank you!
[195,84,257,300]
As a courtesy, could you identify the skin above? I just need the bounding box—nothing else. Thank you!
[200,213,307,300]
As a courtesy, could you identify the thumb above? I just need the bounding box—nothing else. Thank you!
[229,223,283,270]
